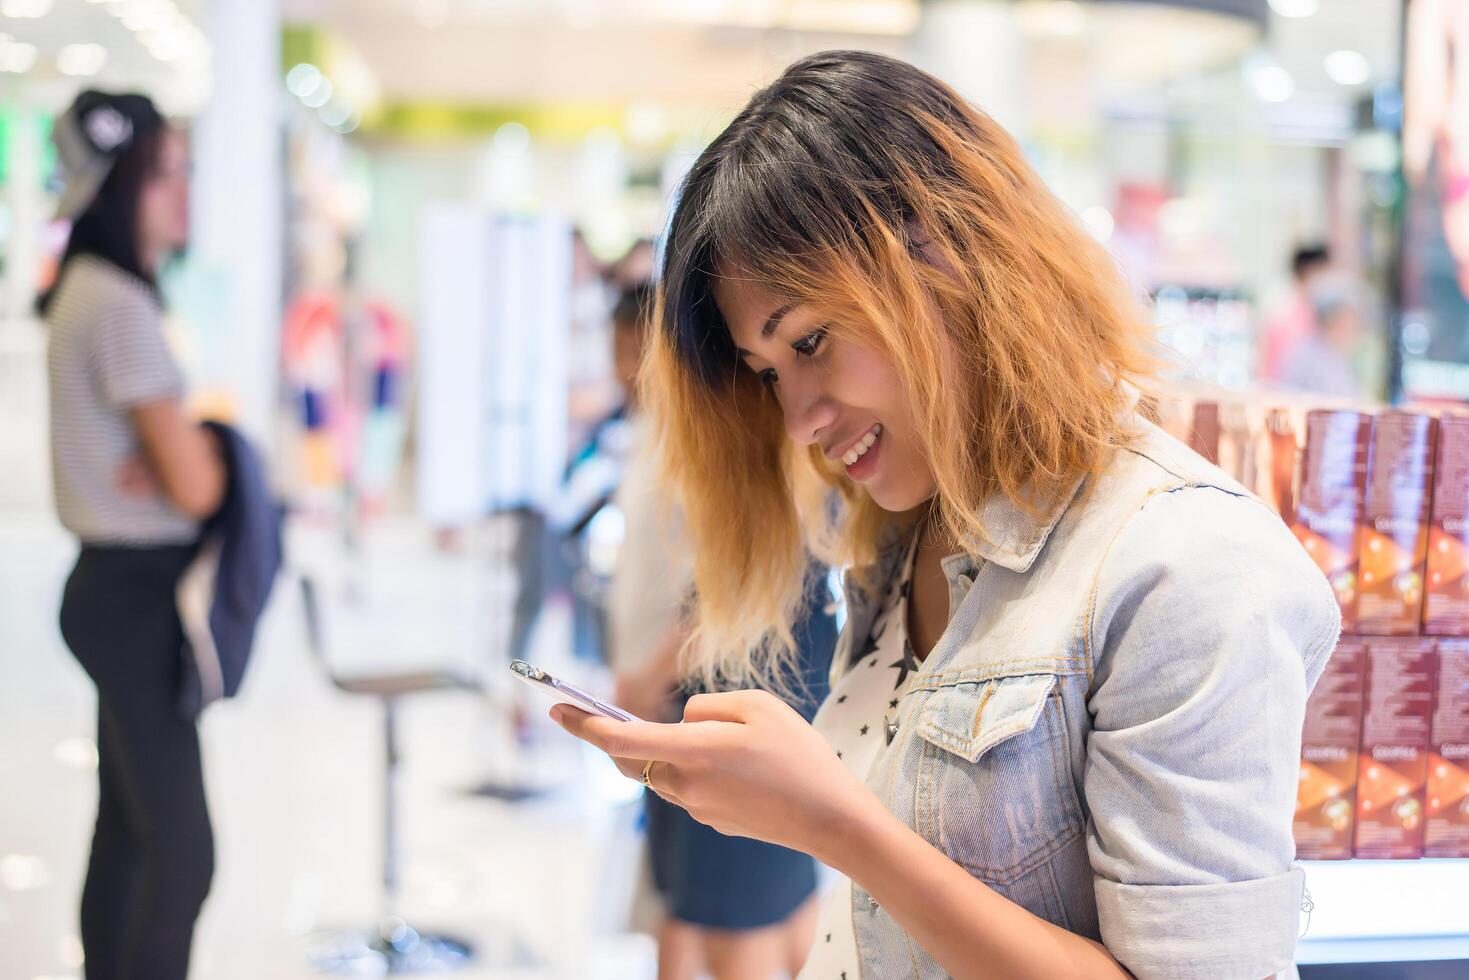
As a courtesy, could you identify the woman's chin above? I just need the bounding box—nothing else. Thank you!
[863,475,935,514]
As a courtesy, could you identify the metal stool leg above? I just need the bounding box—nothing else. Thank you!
[309,697,474,974]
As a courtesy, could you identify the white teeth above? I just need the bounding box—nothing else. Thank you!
[841,424,882,468]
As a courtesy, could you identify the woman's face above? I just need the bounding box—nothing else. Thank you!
[713,271,937,512]
[137,127,190,261]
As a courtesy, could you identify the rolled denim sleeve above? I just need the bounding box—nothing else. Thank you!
[1084,485,1341,979]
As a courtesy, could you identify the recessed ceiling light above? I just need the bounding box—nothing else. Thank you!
[59,43,110,77]
[1324,49,1371,87]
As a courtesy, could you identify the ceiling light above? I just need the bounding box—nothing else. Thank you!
[1324,49,1371,87]
[301,78,333,109]
[319,101,353,128]
[1,0,54,17]
[1245,53,1295,103]
[0,40,38,74]
[286,63,322,97]
[58,43,109,77]
[1268,0,1318,17]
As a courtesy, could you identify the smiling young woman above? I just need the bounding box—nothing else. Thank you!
[556,51,1340,979]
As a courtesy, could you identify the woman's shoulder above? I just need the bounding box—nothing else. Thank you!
[54,256,160,322]
[1091,468,1341,687]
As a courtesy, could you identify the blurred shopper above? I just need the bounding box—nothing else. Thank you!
[40,91,223,980]
[1260,243,1332,382]
[557,52,1340,980]
[1280,276,1366,399]
[606,282,829,980]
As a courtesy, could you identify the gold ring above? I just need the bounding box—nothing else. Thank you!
[640,759,657,789]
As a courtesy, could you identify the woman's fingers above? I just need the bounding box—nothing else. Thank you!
[681,690,766,724]
[551,704,712,765]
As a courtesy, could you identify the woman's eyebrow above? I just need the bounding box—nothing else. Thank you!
[734,303,798,357]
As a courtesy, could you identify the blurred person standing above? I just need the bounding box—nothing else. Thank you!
[40,91,224,980]
[1280,276,1367,400]
[606,282,831,980]
[1259,244,1332,382]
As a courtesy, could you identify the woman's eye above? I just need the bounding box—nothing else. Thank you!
[792,325,828,358]
[759,368,779,388]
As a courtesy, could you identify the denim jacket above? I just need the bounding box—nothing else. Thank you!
[831,417,1341,979]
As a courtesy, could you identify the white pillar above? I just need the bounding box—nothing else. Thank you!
[3,104,44,325]
[190,0,282,448]
[911,0,1027,139]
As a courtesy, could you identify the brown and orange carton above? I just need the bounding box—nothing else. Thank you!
[1293,411,1373,630]
[1354,637,1438,859]
[1294,637,1368,860]
[1255,406,1304,525]
[1358,412,1439,635]
[1425,412,1469,637]
[1427,639,1469,858]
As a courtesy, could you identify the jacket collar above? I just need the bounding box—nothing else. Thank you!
[959,474,1087,574]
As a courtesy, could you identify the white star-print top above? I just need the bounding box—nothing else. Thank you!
[798,534,921,980]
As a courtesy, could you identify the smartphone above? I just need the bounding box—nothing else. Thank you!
[509,660,635,722]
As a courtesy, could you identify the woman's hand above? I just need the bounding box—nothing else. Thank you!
[114,455,161,498]
[553,690,878,862]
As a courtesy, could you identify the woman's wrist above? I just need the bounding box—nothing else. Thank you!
[807,786,902,875]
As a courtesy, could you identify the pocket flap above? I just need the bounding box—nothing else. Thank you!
[915,673,1057,764]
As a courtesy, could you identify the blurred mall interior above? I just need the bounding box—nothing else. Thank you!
[2,0,1469,978]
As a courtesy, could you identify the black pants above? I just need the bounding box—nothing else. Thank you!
[60,545,214,980]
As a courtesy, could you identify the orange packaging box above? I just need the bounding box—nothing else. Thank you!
[1354,637,1437,859]
[1255,407,1304,525]
[1427,639,1469,858]
[1293,411,1373,630]
[1425,413,1469,636]
[1358,412,1439,635]
[1294,637,1368,860]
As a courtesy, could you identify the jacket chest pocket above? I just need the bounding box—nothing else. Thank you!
[912,673,1085,885]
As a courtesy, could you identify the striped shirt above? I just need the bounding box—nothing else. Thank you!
[46,255,199,545]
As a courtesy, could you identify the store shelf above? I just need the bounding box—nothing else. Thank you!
[1294,859,1469,962]
[1297,935,1469,965]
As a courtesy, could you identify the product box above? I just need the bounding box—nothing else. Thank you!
[1256,407,1303,525]
[1425,412,1469,636]
[1188,400,1221,466]
[1358,412,1438,635]
[1354,637,1438,859]
[1293,411,1373,629]
[1427,639,1469,858]
[1294,637,1368,860]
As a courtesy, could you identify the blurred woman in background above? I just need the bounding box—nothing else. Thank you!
[41,90,224,980]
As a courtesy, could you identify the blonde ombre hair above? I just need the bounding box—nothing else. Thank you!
[645,51,1155,690]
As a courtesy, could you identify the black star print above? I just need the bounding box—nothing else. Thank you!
[889,637,921,690]
[856,619,884,661]
[825,933,832,943]
[859,724,870,736]
[837,695,847,704]
[836,750,844,759]
[888,698,899,710]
